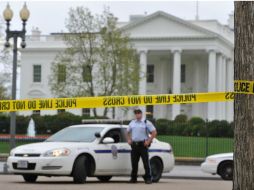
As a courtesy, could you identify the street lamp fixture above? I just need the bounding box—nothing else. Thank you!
[3,3,30,149]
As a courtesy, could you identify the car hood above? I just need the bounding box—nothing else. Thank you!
[208,153,233,159]
[12,142,93,154]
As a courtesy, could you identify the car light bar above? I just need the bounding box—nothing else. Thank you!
[81,119,123,124]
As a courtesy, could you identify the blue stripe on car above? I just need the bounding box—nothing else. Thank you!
[94,149,171,153]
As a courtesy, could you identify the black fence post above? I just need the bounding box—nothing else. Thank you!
[205,119,209,157]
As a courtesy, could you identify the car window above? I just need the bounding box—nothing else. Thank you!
[46,127,104,142]
[102,128,127,143]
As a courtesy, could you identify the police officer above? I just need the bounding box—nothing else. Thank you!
[127,108,157,184]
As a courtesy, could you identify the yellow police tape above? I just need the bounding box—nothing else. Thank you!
[234,80,254,94]
[0,92,235,112]
[0,80,253,113]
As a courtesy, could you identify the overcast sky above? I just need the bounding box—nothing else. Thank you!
[0,1,234,35]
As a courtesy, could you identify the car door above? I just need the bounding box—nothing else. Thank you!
[95,128,130,175]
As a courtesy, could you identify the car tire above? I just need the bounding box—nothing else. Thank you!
[218,162,233,180]
[150,157,163,183]
[97,176,112,182]
[22,174,38,183]
[72,155,87,184]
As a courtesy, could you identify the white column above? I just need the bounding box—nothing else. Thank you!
[207,49,216,120]
[172,49,182,119]
[192,61,200,117]
[226,58,234,121]
[217,54,226,120]
[215,55,222,119]
[138,50,148,115]
[158,61,167,118]
[221,55,227,120]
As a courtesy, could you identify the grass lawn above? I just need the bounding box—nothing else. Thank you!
[157,135,233,158]
[0,142,29,154]
[0,136,233,158]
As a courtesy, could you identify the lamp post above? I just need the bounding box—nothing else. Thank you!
[3,3,30,149]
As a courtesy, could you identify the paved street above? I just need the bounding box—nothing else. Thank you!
[0,175,232,190]
[164,165,220,179]
[0,162,220,180]
[0,162,221,180]
[0,162,230,189]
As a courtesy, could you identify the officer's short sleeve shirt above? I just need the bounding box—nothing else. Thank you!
[127,119,156,142]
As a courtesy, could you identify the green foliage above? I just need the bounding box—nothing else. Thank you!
[155,116,233,138]
[0,112,105,135]
[174,114,188,123]
[155,119,171,134]
[0,113,233,138]
[49,7,139,117]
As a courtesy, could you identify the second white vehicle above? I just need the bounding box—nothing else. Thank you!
[201,153,233,180]
[7,123,175,183]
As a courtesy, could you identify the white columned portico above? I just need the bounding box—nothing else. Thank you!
[172,49,182,119]
[226,58,234,121]
[138,50,148,115]
[207,49,216,120]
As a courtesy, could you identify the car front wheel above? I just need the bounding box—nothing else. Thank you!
[150,157,163,183]
[97,176,112,182]
[218,162,233,180]
[22,174,38,183]
[72,155,87,183]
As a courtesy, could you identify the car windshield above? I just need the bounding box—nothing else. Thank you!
[46,126,104,142]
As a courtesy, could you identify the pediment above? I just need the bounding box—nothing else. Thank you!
[121,11,216,39]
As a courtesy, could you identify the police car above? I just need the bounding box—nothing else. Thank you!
[7,121,175,183]
[201,153,233,180]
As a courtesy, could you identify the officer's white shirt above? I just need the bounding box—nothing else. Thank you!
[127,119,156,142]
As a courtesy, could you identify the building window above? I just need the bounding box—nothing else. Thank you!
[57,109,65,114]
[146,105,154,119]
[32,110,40,115]
[58,64,66,83]
[147,65,154,83]
[181,64,186,83]
[33,65,41,82]
[82,65,92,82]
[82,108,90,116]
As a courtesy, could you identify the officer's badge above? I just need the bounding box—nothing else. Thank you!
[111,145,118,159]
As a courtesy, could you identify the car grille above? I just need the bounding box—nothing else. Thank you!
[14,153,41,157]
[13,163,36,170]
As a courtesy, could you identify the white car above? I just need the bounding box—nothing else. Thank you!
[7,123,174,183]
[201,153,233,180]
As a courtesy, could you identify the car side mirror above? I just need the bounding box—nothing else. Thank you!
[102,137,114,144]
[95,132,101,138]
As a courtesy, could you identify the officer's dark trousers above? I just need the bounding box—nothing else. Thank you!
[131,143,152,181]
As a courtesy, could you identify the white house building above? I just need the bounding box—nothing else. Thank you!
[19,11,234,121]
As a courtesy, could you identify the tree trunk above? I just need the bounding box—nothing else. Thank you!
[103,107,108,118]
[93,108,97,118]
[234,2,254,189]
[112,107,115,119]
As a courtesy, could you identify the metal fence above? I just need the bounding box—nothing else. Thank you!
[158,135,233,158]
[0,134,233,158]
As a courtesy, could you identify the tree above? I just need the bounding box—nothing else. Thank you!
[234,2,254,189]
[49,7,139,117]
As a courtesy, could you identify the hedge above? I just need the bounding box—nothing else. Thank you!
[0,112,106,135]
[0,113,233,137]
[155,116,233,138]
